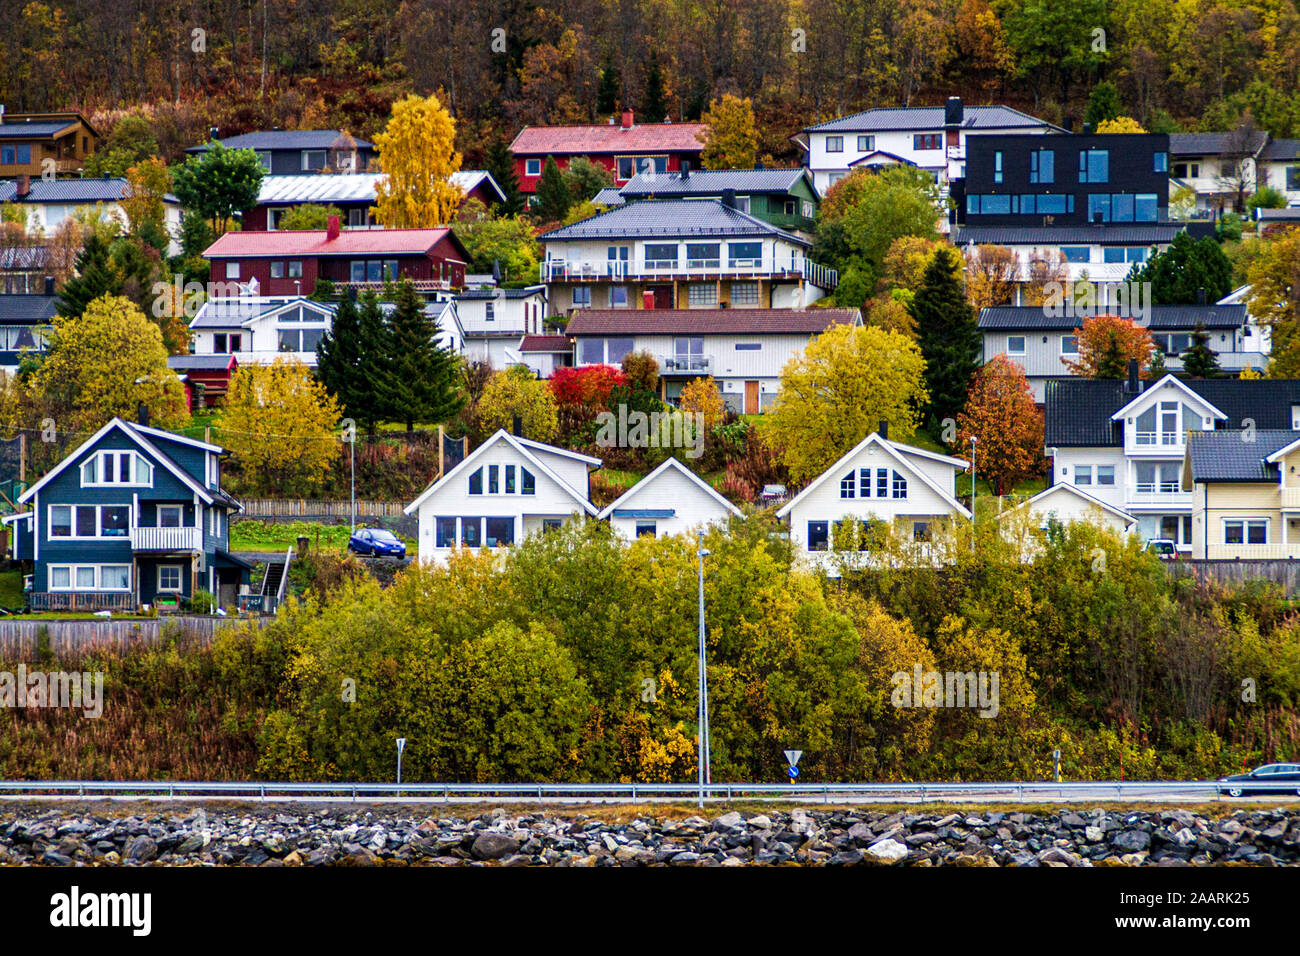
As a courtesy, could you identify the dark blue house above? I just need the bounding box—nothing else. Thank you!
[6,418,251,611]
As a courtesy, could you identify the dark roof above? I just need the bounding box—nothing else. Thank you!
[1259,208,1300,221]
[1046,377,1300,448]
[168,355,237,371]
[1170,132,1268,156]
[0,177,169,204]
[0,246,49,269]
[1261,138,1300,161]
[539,199,809,245]
[619,168,811,197]
[0,295,58,325]
[954,224,1188,246]
[455,286,546,301]
[187,130,373,153]
[566,307,860,336]
[1187,430,1297,482]
[979,305,1247,332]
[804,105,1057,134]
[0,121,78,140]
[518,335,571,352]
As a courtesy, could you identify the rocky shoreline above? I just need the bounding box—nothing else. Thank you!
[3,805,1299,866]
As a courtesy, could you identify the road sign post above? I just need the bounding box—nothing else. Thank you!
[784,749,802,784]
[396,737,407,786]
[1053,748,1061,783]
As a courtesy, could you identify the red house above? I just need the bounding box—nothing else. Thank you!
[202,219,469,296]
[509,110,706,197]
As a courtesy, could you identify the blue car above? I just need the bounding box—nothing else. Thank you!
[348,528,407,558]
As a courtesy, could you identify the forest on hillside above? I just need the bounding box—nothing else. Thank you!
[3,0,1299,168]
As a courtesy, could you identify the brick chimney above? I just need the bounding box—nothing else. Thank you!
[16,174,30,198]
[642,290,655,309]
[620,109,634,130]
[326,215,340,241]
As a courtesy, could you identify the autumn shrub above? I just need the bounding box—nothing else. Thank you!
[549,364,627,408]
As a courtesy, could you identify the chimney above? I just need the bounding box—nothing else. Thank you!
[620,109,634,130]
[326,215,340,240]
[1197,286,1207,305]
[878,420,889,440]
[720,188,737,210]
[1082,122,1093,135]
[1063,118,1074,132]
[944,96,964,128]
[208,126,219,140]
[512,415,523,436]
[136,402,150,427]
[43,275,53,296]
[642,289,656,309]
[0,104,5,124]
[1127,358,1139,393]
[16,174,30,198]
[680,161,690,180]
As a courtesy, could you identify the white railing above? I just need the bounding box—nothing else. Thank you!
[540,255,838,290]
[661,354,711,373]
[1204,543,1300,560]
[1134,431,1183,447]
[130,526,203,552]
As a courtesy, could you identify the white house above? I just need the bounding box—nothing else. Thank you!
[776,430,971,570]
[999,483,1137,535]
[404,430,602,565]
[794,98,1059,199]
[597,457,742,540]
[1044,372,1300,552]
[457,284,549,368]
[0,177,183,255]
[1258,138,1300,206]
[565,307,861,412]
[188,294,463,367]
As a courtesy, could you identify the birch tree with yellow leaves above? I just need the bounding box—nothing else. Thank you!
[372,94,464,228]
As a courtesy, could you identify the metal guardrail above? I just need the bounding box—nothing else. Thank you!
[0,780,1297,802]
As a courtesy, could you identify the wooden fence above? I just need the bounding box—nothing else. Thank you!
[1166,559,1300,596]
[0,615,262,657]
[236,499,408,519]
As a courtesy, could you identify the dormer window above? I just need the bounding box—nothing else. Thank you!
[81,450,152,487]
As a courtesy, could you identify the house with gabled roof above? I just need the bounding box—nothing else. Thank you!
[185,129,376,174]
[613,167,820,236]
[3,418,250,611]
[1183,429,1300,559]
[566,306,860,412]
[776,428,971,570]
[0,289,55,373]
[998,483,1137,536]
[539,198,837,313]
[0,109,99,176]
[1046,370,1300,553]
[404,430,602,565]
[597,457,742,540]
[509,110,706,197]
[0,176,184,254]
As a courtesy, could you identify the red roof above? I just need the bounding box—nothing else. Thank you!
[203,228,459,258]
[566,308,861,336]
[518,335,571,353]
[510,122,707,156]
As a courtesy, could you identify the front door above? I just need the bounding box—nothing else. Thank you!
[650,285,673,309]
[744,381,760,414]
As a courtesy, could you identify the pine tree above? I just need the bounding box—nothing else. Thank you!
[485,138,523,216]
[355,291,390,435]
[643,54,668,122]
[1093,330,1131,378]
[907,247,981,434]
[596,57,621,115]
[316,290,364,416]
[377,279,465,433]
[534,155,572,222]
[56,234,123,318]
[1181,322,1221,377]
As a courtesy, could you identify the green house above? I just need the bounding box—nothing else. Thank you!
[614,167,819,236]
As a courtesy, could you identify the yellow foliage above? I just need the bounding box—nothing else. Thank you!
[678,375,726,428]
[1096,116,1147,133]
[699,94,759,170]
[373,94,464,227]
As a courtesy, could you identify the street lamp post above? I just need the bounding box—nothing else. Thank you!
[697,530,711,808]
[343,420,356,535]
[970,436,977,556]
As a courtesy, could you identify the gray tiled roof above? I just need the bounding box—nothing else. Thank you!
[1170,132,1268,156]
[1261,138,1300,161]
[189,297,336,330]
[0,177,123,203]
[0,294,57,325]
[620,168,810,197]
[168,355,236,371]
[1187,429,1296,482]
[455,285,545,301]
[979,305,1247,331]
[954,224,1188,245]
[538,199,809,245]
[592,187,625,206]
[1046,378,1300,448]
[804,105,1057,134]
[0,121,76,139]
[188,130,373,152]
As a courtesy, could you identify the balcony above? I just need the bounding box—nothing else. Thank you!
[540,256,838,290]
[1204,543,1300,560]
[1281,486,1300,512]
[130,526,203,553]
[336,279,452,294]
[661,354,712,375]
[28,592,136,612]
[1126,483,1193,510]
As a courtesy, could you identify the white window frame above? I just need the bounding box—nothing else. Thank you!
[525,158,541,177]
[225,262,240,280]
[81,450,153,488]
[1224,518,1268,546]
[1007,336,1026,355]
[157,504,185,528]
[48,503,131,540]
[47,564,132,592]
[157,565,184,593]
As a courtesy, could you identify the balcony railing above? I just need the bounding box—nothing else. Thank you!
[1134,431,1183,447]
[29,592,136,612]
[661,354,711,373]
[130,526,203,552]
[1281,487,1300,511]
[336,279,452,293]
[540,256,838,290]
[1205,543,1300,560]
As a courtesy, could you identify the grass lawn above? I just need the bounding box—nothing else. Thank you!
[0,569,24,608]
[229,520,415,553]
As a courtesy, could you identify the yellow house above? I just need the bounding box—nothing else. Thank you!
[1183,430,1300,559]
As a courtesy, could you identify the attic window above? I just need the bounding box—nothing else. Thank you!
[81,450,152,487]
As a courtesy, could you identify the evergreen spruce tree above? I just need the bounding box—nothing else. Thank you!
[1181,322,1221,377]
[355,290,390,435]
[1127,232,1233,305]
[907,248,981,433]
[596,57,622,116]
[56,234,123,317]
[643,54,668,122]
[377,279,466,433]
[485,138,524,216]
[533,155,572,222]
[316,290,364,416]
[1093,331,1131,378]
